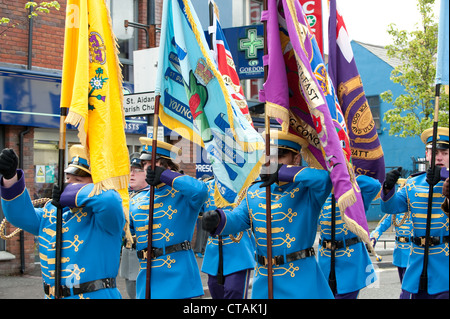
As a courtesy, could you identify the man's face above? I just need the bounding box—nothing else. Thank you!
[65,174,93,184]
[273,148,301,166]
[129,166,147,190]
[426,148,449,169]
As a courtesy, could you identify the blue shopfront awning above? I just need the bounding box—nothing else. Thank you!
[0,67,150,135]
[0,67,61,128]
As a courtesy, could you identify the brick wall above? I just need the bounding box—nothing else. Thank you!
[0,0,67,71]
[137,0,163,49]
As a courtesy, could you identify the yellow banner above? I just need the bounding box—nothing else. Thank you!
[60,0,131,241]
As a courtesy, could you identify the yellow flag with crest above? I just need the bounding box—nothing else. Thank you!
[60,0,131,243]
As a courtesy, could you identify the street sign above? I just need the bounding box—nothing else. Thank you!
[124,91,156,117]
[146,125,165,141]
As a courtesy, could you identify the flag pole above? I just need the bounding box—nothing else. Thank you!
[262,0,274,299]
[55,106,68,299]
[419,84,441,292]
[208,0,224,286]
[145,94,160,299]
[328,195,337,294]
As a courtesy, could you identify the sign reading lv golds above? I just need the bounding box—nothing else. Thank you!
[124,91,156,116]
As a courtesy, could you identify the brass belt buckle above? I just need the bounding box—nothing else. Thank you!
[325,241,333,250]
[421,237,427,246]
[48,286,55,297]
[262,256,277,267]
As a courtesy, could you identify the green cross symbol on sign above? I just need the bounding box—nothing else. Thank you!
[239,28,264,60]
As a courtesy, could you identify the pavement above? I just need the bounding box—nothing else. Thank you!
[0,222,397,299]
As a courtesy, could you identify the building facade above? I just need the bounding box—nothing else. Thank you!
[1,0,425,275]
[0,0,266,276]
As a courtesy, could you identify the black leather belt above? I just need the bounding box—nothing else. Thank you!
[412,235,449,247]
[256,247,315,266]
[44,277,116,298]
[396,236,411,243]
[137,240,192,260]
[319,237,361,250]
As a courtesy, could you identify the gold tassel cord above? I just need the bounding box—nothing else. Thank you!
[0,218,21,240]
[0,198,51,240]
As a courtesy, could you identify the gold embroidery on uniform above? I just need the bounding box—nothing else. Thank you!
[255,226,285,234]
[248,189,265,200]
[255,262,299,277]
[64,235,84,252]
[412,244,449,256]
[62,264,85,281]
[42,228,56,237]
[153,228,174,242]
[139,255,176,270]
[255,233,295,248]
[72,208,88,222]
[318,246,355,258]
[42,207,56,224]
[155,205,177,220]
[155,188,179,199]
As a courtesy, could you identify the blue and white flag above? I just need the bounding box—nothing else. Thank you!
[155,0,264,207]
[436,0,449,85]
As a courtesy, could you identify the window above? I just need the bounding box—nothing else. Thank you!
[34,140,58,200]
[110,0,139,83]
[367,95,381,132]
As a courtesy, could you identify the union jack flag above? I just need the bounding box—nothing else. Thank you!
[208,0,253,126]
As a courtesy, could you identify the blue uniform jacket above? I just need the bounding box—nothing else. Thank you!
[370,213,413,268]
[130,170,208,299]
[201,179,255,277]
[1,170,124,299]
[213,165,334,299]
[381,168,449,294]
[318,174,381,294]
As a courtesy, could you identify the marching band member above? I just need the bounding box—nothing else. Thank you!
[202,131,334,299]
[381,127,449,299]
[200,176,255,299]
[132,137,208,299]
[0,145,124,299]
[371,209,413,299]
[119,153,148,299]
[318,174,381,299]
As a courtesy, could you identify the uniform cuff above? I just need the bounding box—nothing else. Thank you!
[212,209,226,236]
[381,186,395,201]
[60,183,86,208]
[0,169,25,200]
[160,169,182,187]
[278,165,305,182]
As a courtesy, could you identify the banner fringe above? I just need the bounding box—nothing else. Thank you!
[213,154,263,208]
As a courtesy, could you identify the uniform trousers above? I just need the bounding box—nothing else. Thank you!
[334,290,359,299]
[409,290,449,299]
[207,269,252,299]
